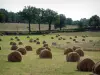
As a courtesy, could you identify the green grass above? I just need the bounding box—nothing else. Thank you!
[0,32,100,75]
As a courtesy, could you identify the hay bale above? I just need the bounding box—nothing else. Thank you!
[17,48,27,55]
[89,40,93,42]
[92,61,100,74]
[73,39,76,41]
[43,43,48,47]
[10,42,14,45]
[42,41,46,44]
[75,48,84,56]
[43,34,46,36]
[34,40,37,42]
[18,42,23,45]
[52,42,57,46]
[66,42,70,44]
[11,45,18,50]
[77,58,95,71]
[0,38,2,41]
[51,37,54,39]
[63,38,66,40]
[75,36,77,38]
[10,38,14,40]
[15,36,18,39]
[73,46,80,50]
[8,51,22,62]
[36,38,39,40]
[25,46,32,51]
[29,39,33,42]
[39,49,52,58]
[16,38,20,41]
[36,47,46,54]
[64,48,73,55]
[45,46,51,51]
[58,38,62,40]
[70,37,72,39]
[10,42,16,45]
[82,39,85,41]
[66,52,80,62]
[36,41,40,44]
[27,36,30,38]
[12,42,16,45]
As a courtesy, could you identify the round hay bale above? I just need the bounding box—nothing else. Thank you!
[25,46,32,51]
[82,39,85,41]
[36,38,39,40]
[70,37,72,39]
[51,37,54,39]
[52,42,57,46]
[64,48,73,55]
[82,35,86,38]
[56,35,58,37]
[66,52,80,62]
[89,40,93,42]
[12,42,16,45]
[11,45,18,50]
[18,42,23,45]
[33,40,37,42]
[15,36,18,39]
[17,48,27,55]
[75,48,84,56]
[29,39,33,42]
[58,38,61,40]
[73,46,80,50]
[10,42,14,45]
[43,34,46,36]
[43,43,48,47]
[36,47,46,55]
[42,41,46,44]
[8,51,22,62]
[63,38,66,40]
[92,61,100,74]
[27,36,30,38]
[45,46,51,51]
[77,58,95,71]
[36,41,40,44]
[39,49,52,58]
[75,36,77,38]
[16,38,20,41]
[73,39,76,41]
[0,38,2,41]
[10,38,14,40]
[66,42,70,44]
[0,46,1,50]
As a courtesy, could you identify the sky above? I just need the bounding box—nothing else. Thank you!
[0,0,100,20]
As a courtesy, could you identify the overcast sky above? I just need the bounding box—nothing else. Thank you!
[0,0,100,20]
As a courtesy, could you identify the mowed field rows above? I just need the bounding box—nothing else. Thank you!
[0,23,78,31]
[0,32,100,75]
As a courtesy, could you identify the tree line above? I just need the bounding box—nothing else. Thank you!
[0,6,100,33]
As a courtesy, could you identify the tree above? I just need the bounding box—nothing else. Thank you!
[19,6,38,33]
[65,18,73,25]
[44,9,58,31]
[54,14,66,30]
[0,9,8,22]
[59,14,66,30]
[89,15,100,30]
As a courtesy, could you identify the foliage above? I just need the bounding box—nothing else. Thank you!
[89,15,100,30]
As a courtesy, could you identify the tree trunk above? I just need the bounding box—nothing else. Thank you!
[39,18,41,31]
[28,20,31,34]
[39,23,40,31]
[48,20,52,31]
